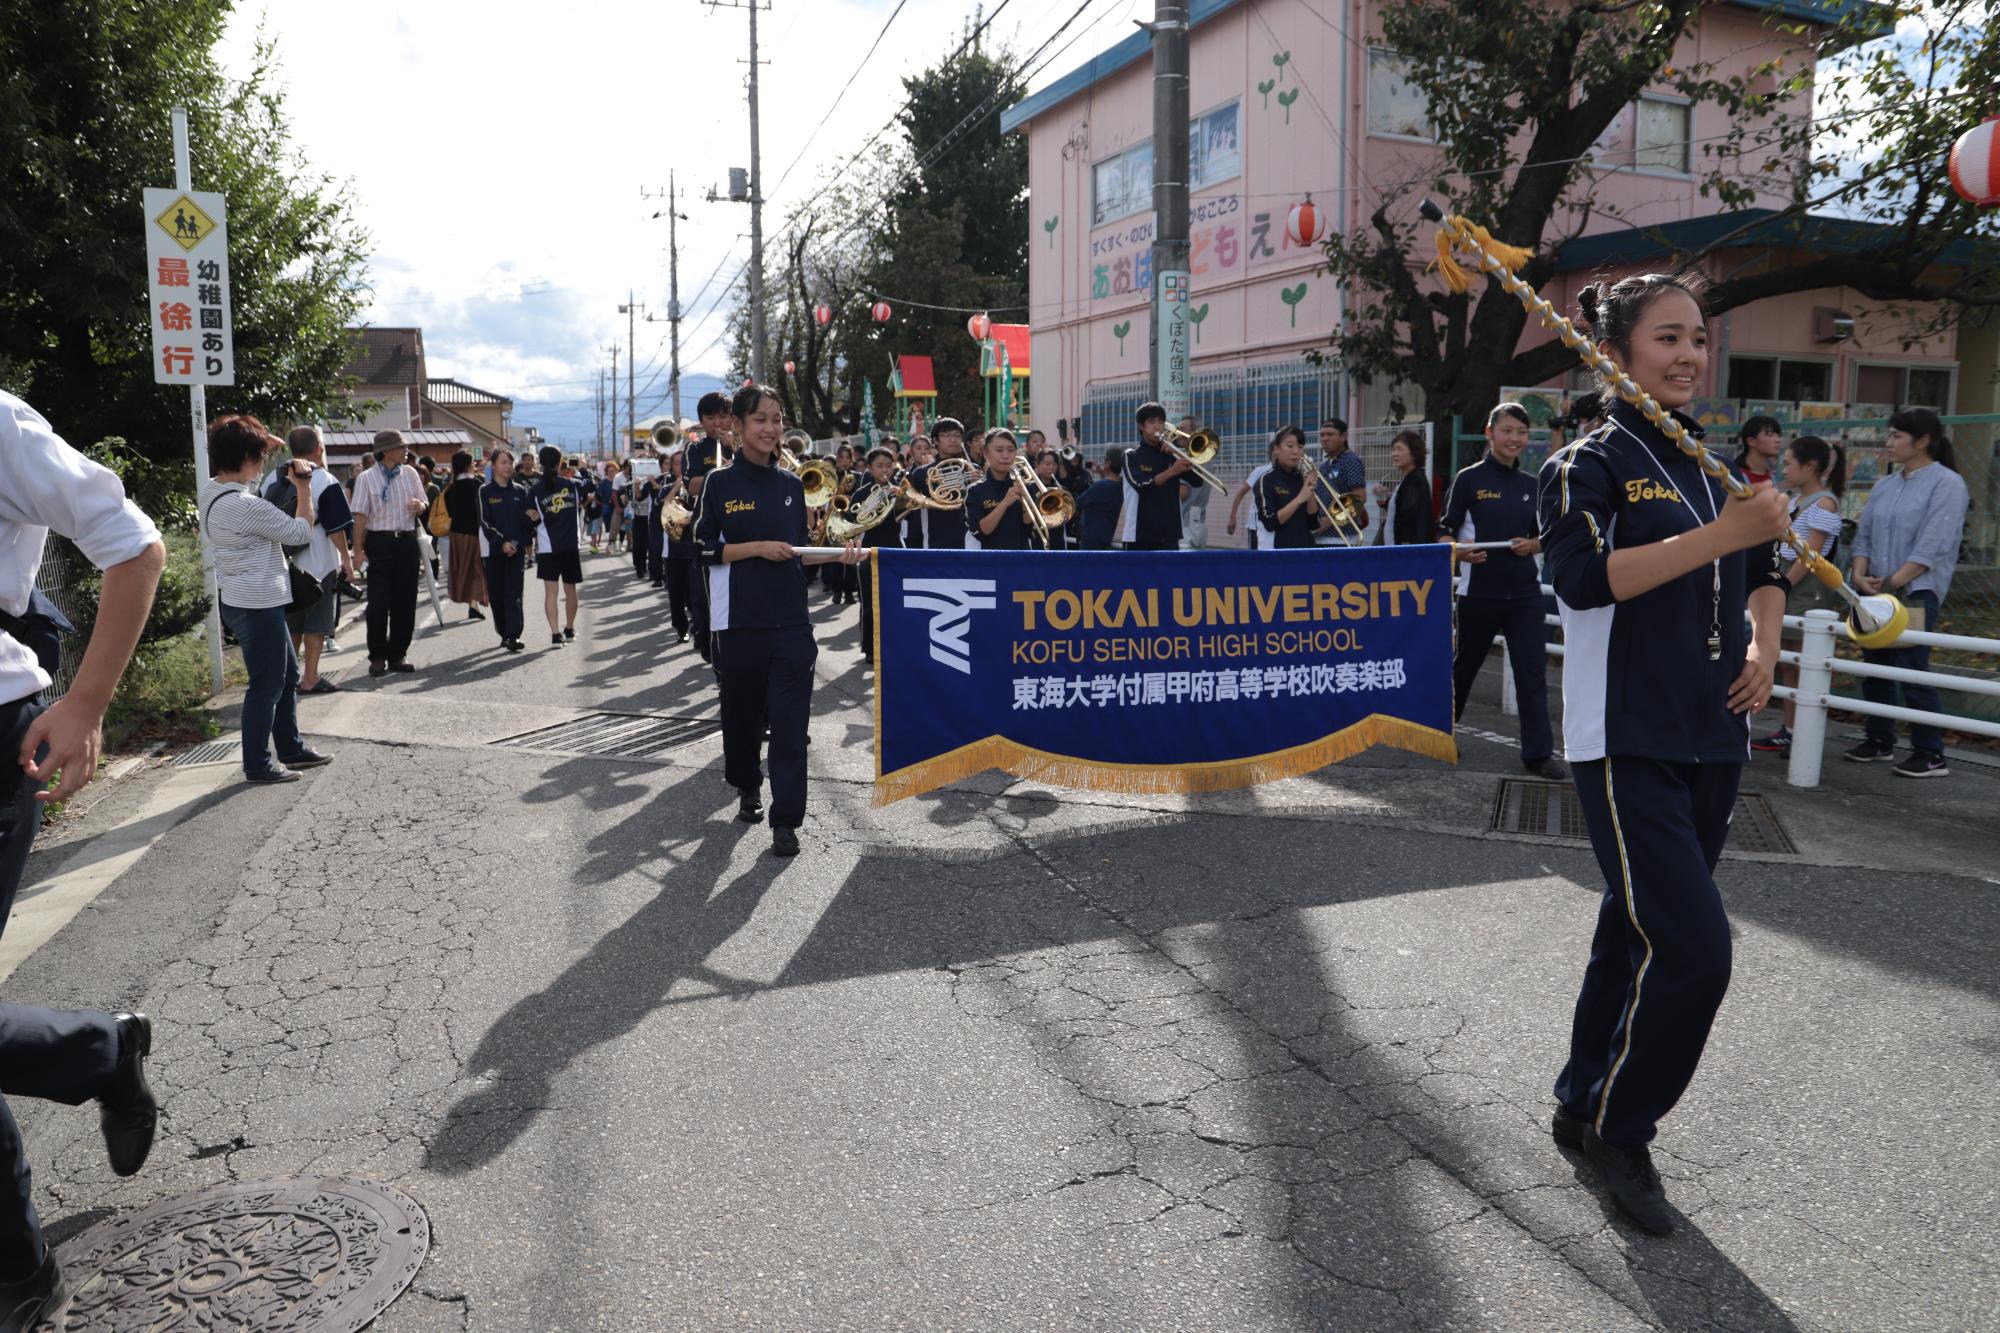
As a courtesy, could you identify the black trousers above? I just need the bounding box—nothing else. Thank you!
[1128,538,1179,551]
[483,552,526,644]
[665,556,692,635]
[1557,756,1738,1147]
[1452,594,1554,762]
[858,558,885,660]
[691,561,712,661]
[364,530,420,664]
[646,517,666,583]
[715,625,816,829]
[630,515,652,577]
[0,700,119,1272]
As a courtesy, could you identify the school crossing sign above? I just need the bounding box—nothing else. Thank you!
[143,187,234,385]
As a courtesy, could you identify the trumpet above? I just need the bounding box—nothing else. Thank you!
[1420,198,1911,649]
[651,420,681,452]
[1160,423,1229,493]
[1010,458,1077,549]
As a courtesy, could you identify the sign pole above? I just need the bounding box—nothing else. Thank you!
[1148,1,1192,420]
[172,107,225,695]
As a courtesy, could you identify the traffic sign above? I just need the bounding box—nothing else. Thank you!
[143,186,234,385]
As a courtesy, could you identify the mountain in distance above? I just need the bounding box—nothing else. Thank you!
[514,372,733,452]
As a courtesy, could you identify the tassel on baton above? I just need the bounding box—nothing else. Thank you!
[1417,198,1909,649]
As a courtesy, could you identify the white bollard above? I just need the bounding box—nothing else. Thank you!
[1788,609,1839,789]
[1500,639,1517,716]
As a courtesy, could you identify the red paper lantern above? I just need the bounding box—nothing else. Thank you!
[812,303,832,326]
[869,300,892,324]
[784,360,796,374]
[1949,115,2000,207]
[742,377,754,388]
[967,312,992,341]
[1286,195,1327,247]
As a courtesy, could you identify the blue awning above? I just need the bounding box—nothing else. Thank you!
[1553,208,1993,272]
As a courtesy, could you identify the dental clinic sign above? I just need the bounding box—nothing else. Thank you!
[143,187,235,385]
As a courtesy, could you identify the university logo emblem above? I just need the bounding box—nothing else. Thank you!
[902,578,997,675]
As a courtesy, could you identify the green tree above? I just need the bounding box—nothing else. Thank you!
[0,2,369,515]
[1322,0,2000,428]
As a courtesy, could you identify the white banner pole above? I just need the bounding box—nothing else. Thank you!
[171,106,225,695]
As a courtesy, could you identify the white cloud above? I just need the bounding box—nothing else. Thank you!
[218,0,1138,443]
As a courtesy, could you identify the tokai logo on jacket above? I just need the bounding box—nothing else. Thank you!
[1625,480,1684,504]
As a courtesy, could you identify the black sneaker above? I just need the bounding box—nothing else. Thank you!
[1893,751,1948,779]
[737,790,765,824]
[1844,738,1896,763]
[276,748,333,770]
[244,766,301,784]
[505,639,525,654]
[563,626,576,642]
[368,660,388,677]
[1523,756,1568,781]
[1750,727,1791,754]
[771,827,800,858]
[389,661,416,673]
[551,634,565,648]
[469,607,485,621]
[1583,1130,1675,1235]
[1551,1104,1588,1152]
[0,1249,65,1333]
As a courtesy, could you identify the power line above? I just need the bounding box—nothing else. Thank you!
[765,0,914,203]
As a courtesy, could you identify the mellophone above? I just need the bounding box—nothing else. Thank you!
[1418,199,1911,650]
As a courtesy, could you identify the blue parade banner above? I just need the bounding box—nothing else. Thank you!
[869,546,1458,804]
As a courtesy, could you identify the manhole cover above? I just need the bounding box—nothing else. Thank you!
[172,739,242,767]
[1490,780,1796,855]
[50,1176,428,1331]
[491,711,721,758]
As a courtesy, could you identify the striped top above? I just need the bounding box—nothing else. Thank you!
[349,461,428,532]
[198,478,311,610]
[1779,491,1842,564]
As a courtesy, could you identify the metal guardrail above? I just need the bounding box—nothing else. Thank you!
[1501,586,2000,788]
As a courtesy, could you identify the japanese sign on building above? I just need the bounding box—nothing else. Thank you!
[1155,269,1191,419]
[143,188,234,386]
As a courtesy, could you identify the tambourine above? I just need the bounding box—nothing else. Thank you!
[1418,199,1908,649]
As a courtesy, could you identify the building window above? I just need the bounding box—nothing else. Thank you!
[1855,363,1953,408]
[1092,141,1154,227]
[1592,94,1691,174]
[1191,100,1241,189]
[1367,48,1435,141]
[1727,356,1831,403]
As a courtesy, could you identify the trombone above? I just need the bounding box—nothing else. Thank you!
[1010,458,1077,549]
[1300,458,1368,546]
[1160,423,1229,493]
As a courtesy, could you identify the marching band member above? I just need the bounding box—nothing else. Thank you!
[662,444,695,644]
[1313,417,1366,544]
[477,447,537,653]
[532,445,587,648]
[694,384,862,858]
[1445,403,1564,780]
[1538,274,1791,1235]
[906,419,975,550]
[967,429,1033,551]
[1077,448,1125,551]
[1031,449,1073,550]
[1253,426,1322,549]
[851,446,906,664]
[683,392,735,662]
[1119,402,1197,551]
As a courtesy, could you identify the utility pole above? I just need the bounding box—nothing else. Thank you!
[618,292,646,449]
[668,172,684,420]
[1147,0,1192,419]
[607,345,620,454]
[595,367,604,453]
[705,0,767,382]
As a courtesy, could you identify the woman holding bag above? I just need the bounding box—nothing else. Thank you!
[196,415,336,783]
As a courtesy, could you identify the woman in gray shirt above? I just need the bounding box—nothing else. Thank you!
[1844,407,1970,778]
[197,416,336,783]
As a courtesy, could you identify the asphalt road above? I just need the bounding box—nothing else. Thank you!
[12,546,1998,1331]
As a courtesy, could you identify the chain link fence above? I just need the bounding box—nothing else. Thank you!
[29,534,88,701]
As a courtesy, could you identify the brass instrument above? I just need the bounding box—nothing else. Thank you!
[824,470,952,542]
[1300,457,1368,545]
[660,483,695,539]
[1160,423,1229,493]
[774,430,839,508]
[1421,199,1910,648]
[1010,458,1076,549]
[923,457,980,508]
[651,420,681,452]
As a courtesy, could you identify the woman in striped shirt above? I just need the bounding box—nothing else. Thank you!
[197,416,335,783]
[1752,436,1844,755]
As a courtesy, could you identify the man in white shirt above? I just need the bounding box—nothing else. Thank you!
[347,429,428,676]
[0,390,168,1322]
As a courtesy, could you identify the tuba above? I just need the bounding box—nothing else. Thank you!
[1420,198,1911,649]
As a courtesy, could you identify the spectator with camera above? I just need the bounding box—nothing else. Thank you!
[268,425,353,696]
[198,415,336,783]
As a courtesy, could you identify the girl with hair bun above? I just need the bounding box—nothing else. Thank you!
[1536,272,1793,1236]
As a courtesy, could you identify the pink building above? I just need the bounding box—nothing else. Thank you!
[1001,0,1969,453]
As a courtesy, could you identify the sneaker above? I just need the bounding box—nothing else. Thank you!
[1583,1130,1675,1236]
[389,661,416,673]
[551,633,565,648]
[1893,751,1948,779]
[368,660,388,677]
[1523,756,1568,781]
[771,827,800,858]
[563,626,576,642]
[1751,727,1792,754]
[276,748,333,770]
[505,639,525,654]
[1551,1104,1588,1152]
[244,766,301,785]
[1843,738,1896,763]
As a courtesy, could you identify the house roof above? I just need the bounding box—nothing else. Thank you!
[342,328,426,386]
[421,397,508,443]
[893,355,938,397]
[426,377,512,408]
[981,325,1032,378]
[998,0,1893,135]
[323,428,475,454]
[1551,208,1995,272]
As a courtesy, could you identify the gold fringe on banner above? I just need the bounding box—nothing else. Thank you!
[872,716,1459,806]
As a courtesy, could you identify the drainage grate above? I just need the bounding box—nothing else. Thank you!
[490,712,721,759]
[172,739,242,767]
[1491,780,1796,855]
